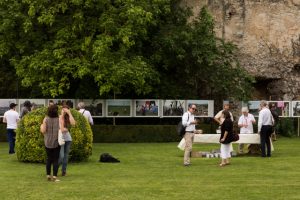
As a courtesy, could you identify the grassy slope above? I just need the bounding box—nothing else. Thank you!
[0,137,299,200]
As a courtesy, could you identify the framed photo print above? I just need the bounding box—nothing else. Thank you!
[292,101,300,117]
[162,100,185,117]
[243,101,261,117]
[18,99,46,113]
[106,99,132,117]
[48,99,75,108]
[135,100,159,117]
[78,99,104,117]
[0,99,17,116]
[186,100,214,117]
[268,101,290,117]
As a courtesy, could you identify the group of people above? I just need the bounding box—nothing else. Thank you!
[181,100,276,167]
[2,100,93,182]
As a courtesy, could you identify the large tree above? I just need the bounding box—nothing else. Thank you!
[149,6,254,100]
[1,0,170,97]
[0,1,253,100]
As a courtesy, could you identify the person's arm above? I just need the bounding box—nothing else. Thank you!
[3,113,6,123]
[214,111,222,125]
[40,118,47,134]
[65,109,76,126]
[251,114,256,124]
[88,112,94,125]
[220,131,228,142]
[258,111,263,133]
[182,112,189,127]
[238,116,244,128]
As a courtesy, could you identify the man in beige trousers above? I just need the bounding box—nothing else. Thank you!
[182,104,198,166]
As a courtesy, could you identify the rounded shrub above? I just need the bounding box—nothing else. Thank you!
[16,107,93,163]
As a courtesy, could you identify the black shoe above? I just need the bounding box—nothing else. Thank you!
[62,171,66,176]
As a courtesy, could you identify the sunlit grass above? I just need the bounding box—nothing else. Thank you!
[0,137,299,200]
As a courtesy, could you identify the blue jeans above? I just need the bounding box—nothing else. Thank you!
[59,141,71,172]
[7,129,16,154]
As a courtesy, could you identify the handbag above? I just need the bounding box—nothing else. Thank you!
[58,130,65,146]
[232,133,239,142]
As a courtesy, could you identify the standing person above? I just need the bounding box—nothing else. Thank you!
[77,102,94,125]
[20,100,32,118]
[219,110,234,167]
[237,107,256,153]
[269,103,279,141]
[182,104,198,166]
[40,104,60,182]
[258,100,274,157]
[3,103,19,154]
[214,102,234,129]
[59,105,76,176]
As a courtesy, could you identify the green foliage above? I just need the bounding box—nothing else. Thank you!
[278,118,296,137]
[16,107,93,163]
[149,6,254,100]
[0,1,254,100]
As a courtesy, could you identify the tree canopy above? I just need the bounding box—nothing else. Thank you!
[0,0,254,100]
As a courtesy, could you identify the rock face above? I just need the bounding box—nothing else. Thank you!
[182,0,300,100]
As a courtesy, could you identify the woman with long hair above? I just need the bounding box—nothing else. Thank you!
[59,105,76,176]
[40,105,60,182]
[219,110,234,167]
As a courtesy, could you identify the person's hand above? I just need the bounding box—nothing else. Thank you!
[220,138,225,142]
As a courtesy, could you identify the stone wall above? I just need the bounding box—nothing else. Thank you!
[182,0,300,100]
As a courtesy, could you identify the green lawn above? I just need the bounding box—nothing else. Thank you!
[0,138,300,200]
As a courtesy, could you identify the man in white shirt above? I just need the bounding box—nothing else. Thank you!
[77,102,94,125]
[238,107,256,153]
[3,103,20,154]
[258,100,274,157]
[182,104,198,166]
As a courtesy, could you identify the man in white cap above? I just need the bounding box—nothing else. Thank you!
[238,107,256,153]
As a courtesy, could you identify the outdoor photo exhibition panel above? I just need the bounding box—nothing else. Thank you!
[134,99,159,117]
[268,101,290,117]
[48,99,75,108]
[77,99,104,117]
[186,100,214,117]
[242,101,261,117]
[0,99,17,116]
[162,100,186,117]
[106,99,132,117]
[18,99,46,113]
[292,101,300,117]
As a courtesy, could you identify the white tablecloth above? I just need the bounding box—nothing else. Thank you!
[177,134,273,151]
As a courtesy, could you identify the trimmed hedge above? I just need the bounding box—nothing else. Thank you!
[15,107,93,163]
[91,123,216,143]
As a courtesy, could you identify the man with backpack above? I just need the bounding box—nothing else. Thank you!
[182,104,198,166]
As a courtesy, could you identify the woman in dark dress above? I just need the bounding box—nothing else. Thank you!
[219,110,234,167]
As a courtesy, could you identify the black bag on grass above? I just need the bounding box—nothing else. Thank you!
[99,153,120,163]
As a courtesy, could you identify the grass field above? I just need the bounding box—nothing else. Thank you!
[0,137,300,200]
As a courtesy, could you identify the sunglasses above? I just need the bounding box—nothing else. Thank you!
[191,107,197,110]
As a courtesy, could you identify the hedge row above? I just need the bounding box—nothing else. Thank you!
[0,123,215,143]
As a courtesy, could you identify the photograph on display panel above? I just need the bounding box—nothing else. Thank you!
[292,101,300,117]
[106,99,131,117]
[0,99,17,116]
[162,100,185,117]
[186,100,214,117]
[135,100,159,117]
[244,101,261,116]
[19,99,46,113]
[79,99,104,117]
[268,101,290,117]
[48,99,75,108]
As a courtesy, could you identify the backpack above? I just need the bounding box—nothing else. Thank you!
[177,113,189,137]
[99,153,120,163]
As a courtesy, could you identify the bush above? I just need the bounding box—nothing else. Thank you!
[16,107,93,163]
[278,118,296,137]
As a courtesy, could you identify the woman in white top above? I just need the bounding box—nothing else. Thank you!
[238,107,256,153]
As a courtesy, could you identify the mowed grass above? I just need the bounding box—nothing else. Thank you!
[0,138,300,200]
